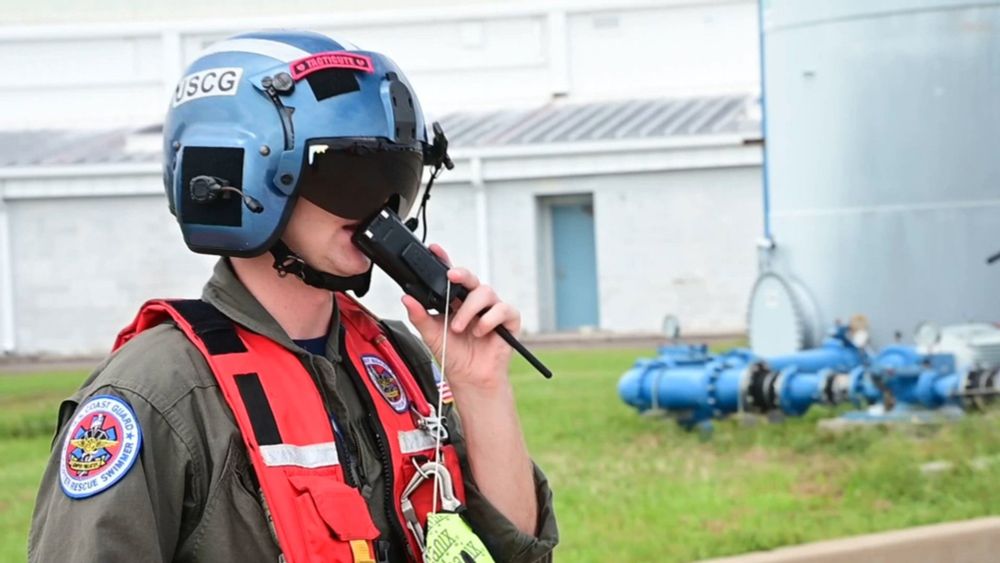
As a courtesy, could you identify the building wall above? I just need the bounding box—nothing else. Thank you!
[1,163,759,354]
[482,167,761,335]
[0,0,760,128]
[4,176,216,355]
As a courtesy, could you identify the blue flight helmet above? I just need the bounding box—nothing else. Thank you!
[163,30,451,292]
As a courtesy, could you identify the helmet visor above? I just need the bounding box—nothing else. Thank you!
[298,139,424,220]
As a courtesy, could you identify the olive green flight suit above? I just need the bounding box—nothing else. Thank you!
[29,259,558,562]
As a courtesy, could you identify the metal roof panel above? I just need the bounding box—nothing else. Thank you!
[0,94,760,169]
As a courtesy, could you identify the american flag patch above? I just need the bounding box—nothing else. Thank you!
[431,362,454,404]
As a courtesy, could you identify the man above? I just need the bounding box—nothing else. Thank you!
[29,30,557,563]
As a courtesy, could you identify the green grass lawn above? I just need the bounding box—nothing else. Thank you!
[4,349,1000,562]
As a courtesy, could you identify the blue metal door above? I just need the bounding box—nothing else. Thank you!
[551,200,599,330]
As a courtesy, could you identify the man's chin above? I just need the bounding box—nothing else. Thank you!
[325,258,372,278]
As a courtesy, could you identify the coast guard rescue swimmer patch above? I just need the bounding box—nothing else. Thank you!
[59,395,142,499]
[362,355,409,413]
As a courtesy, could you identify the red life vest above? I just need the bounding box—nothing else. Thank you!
[114,295,466,563]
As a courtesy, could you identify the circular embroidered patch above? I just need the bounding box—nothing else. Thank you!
[59,395,142,499]
[362,355,409,413]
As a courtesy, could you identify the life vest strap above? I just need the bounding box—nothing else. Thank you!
[232,372,284,446]
[165,299,247,355]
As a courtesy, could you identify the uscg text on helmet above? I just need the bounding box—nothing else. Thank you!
[172,67,244,107]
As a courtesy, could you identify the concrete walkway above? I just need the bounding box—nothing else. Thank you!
[0,356,99,374]
[702,517,1000,563]
[520,331,744,350]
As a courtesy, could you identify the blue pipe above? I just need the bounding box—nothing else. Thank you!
[768,341,862,373]
[777,367,822,416]
[767,327,866,373]
[619,332,997,429]
[619,325,869,427]
[618,352,752,427]
[873,347,961,409]
[849,366,883,405]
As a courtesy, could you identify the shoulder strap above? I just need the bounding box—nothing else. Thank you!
[113,299,245,355]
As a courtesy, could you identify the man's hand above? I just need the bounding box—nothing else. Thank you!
[400,244,521,391]
[400,244,539,536]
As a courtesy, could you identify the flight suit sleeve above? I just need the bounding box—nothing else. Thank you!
[28,384,197,563]
[446,408,559,563]
[381,320,559,562]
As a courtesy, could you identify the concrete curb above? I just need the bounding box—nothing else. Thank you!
[700,517,1000,563]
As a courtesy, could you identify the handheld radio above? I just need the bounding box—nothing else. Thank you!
[353,207,553,379]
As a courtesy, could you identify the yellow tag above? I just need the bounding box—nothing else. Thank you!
[423,512,495,563]
[349,539,375,563]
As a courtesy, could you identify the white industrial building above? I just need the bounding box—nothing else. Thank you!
[0,0,763,355]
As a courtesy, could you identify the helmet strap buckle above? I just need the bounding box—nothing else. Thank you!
[274,252,307,280]
[268,239,373,295]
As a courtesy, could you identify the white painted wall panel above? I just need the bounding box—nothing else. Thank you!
[567,3,760,99]
[7,178,215,355]
[6,86,167,130]
[592,166,761,334]
[481,167,760,335]
[0,1,760,128]
[6,37,162,86]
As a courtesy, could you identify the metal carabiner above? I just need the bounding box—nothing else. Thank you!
[399,460,463,552]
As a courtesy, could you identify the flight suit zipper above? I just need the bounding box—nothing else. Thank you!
[339,328,414,562]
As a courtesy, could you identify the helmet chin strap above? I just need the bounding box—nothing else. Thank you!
[268,239,372,296]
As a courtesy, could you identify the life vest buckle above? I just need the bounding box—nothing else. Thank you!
[415,405,449,443]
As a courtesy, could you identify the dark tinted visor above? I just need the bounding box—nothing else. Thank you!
[298,139,424,220]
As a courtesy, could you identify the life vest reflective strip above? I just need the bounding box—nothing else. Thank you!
[114,298,466,563]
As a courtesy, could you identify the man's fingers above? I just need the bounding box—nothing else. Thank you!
[428,243,452,267]
[401,295,441,338]
[472,302,521,338]
[449,285,498,333]
[427,245,484,294]
[447,267,480,292]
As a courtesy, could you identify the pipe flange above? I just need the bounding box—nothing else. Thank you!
[742,362,773,414]
[704,361,724,407]
[774,366,798,414]
[819,368,837,404]
[965,367,1000,411]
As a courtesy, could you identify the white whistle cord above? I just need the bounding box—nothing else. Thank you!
[431,279,452,515]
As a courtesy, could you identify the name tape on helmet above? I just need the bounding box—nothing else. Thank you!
[172,67,244,107]
[289,51,374,81]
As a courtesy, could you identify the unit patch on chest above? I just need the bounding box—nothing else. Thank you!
[361,355,410,413]
[59,395,142,499]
